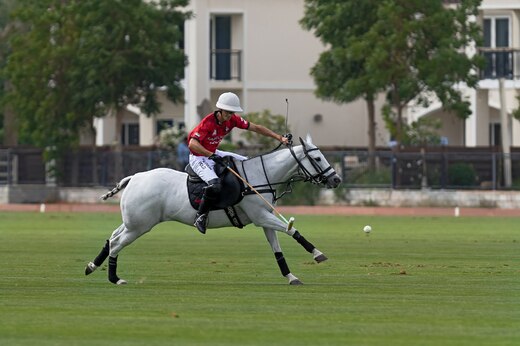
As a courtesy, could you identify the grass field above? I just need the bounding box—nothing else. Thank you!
[0,211,519,346]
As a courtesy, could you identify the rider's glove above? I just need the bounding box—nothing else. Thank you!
[209,154,225,164]
[283,133,293,145]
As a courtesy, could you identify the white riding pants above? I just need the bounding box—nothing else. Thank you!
[189,149,247,183]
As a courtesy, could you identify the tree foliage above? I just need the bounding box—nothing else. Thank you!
[242,110,288,151]
[513,95,520,121]
[301,0,483,148]
[300,0,381,103]
[0,0,16,68]
[0,0,18,144]
[382,107,442,147]
[1,0,189,159]
[300,0,380,168]
[365,0,482,145]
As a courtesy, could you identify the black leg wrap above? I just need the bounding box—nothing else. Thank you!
[274,252,290,276]
[93,240,110,267]
[292,231,315,253]
[108,256,120,284]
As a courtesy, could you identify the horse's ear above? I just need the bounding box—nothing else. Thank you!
[299,134,313,146]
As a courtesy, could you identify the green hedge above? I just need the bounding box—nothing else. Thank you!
[448,163,476,186]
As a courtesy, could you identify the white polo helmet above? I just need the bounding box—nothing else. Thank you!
[216,92,243,112]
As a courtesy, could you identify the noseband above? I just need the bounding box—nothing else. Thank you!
[288,141,336,185]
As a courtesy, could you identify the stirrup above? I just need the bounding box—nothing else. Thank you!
[194,213,208,234]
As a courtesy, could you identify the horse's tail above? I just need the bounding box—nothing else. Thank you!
[100,175,133,200]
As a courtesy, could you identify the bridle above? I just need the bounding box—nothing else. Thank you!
[288,137,336,186]
[235,136,337,202]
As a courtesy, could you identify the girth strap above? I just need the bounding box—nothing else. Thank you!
[224,206,244,228]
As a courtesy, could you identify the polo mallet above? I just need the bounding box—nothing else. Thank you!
[225,165,295,232]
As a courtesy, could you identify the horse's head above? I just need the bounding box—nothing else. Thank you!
[293,134,342,188]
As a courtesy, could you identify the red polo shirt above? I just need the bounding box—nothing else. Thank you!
[189,111,249,155]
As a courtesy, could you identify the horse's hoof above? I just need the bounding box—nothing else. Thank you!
[85,262,97,275]
[110,277,127,285]
[289,279,303,285]
[314,254,328,263]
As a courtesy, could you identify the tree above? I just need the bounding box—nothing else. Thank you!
[301,0,483,151]
[1,0,189,162]
[242,110,288,151]
[300,0,381,169]
[69,0,189,147]
[513,95,520,121]
[397,115,442,147]
[359,0,483,147]
[0,0,18,146]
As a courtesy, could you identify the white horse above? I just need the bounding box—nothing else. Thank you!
[85,134,342,285]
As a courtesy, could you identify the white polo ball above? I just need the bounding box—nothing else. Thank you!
[363,225,372,233]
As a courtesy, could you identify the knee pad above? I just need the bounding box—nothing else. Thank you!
[204,178,222,197]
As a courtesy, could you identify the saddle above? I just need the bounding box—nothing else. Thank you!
[185,157,245,228]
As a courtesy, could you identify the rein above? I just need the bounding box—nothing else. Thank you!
[236,140,335,202]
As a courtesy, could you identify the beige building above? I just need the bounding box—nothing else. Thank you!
[91,0,520,149]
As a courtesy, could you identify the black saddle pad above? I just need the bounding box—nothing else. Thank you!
[186,158,244,210]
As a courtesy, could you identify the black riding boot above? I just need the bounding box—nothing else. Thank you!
[194,197,214,234]
[194,179,220,234]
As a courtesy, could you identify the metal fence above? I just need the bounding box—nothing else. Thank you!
[0,149,10,184]
[324,149,520,190]
[0,148,46,185]
[57,148,181,187]
[1,146,520,190]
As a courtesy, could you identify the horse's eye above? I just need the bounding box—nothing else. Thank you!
[313,157,321,162]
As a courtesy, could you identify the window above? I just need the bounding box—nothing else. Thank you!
[177,22,185,50]
[210,15,242,81]
[489,123,501,146]
[482,17,511,78]
[212,16,231,80]
[121,123,139,146]
[156,120,174,135]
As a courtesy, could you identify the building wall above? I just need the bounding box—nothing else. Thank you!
[184,0,390,148]
[429,110,465,146]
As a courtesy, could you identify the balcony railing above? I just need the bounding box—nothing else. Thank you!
[210,49,242,81]
[478,47,520,80]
